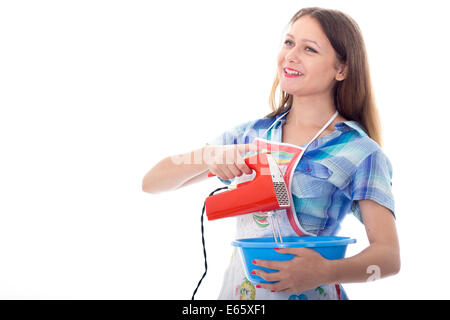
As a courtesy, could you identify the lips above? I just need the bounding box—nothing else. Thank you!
[283,67,304,78]
[284,67,303,74]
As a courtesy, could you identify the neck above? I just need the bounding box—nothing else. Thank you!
[285,94,337,128]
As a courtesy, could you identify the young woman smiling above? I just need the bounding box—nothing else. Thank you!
[142,7,400,300]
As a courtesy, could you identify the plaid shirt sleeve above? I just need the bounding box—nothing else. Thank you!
[206,119,257,146]
[351,150,395,222]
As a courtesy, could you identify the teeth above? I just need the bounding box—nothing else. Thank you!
[285,68,302,75]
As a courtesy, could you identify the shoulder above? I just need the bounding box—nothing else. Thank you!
[333,120,386,166]
[337,122,393,182]
[311,120,392,188]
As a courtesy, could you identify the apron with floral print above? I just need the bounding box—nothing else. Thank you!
[218,111,346,300]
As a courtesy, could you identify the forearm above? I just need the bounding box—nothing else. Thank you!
[142,147,208,194]
[326,242,401,284]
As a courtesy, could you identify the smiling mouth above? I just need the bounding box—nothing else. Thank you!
[283,68,304,78]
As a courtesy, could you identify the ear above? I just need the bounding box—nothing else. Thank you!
[335,64,348,81]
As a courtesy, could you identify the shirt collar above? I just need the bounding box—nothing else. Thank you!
[334,120,367,137]
[273,106,367,137]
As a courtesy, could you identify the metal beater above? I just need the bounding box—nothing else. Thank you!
[267,210,283,243]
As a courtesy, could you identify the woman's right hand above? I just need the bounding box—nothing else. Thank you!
[203,144,258,181]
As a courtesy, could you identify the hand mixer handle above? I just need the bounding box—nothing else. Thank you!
[207,152,266,178]
[205,152,282,221]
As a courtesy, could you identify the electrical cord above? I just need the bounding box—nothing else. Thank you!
[191,186,229,300]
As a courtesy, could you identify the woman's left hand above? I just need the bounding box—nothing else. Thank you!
[252,247,333,293]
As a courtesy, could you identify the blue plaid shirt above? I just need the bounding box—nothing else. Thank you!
[206,108,395,236]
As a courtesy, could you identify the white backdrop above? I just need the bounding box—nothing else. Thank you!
[1,0,449,299]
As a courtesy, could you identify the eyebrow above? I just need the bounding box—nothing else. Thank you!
[286,33,321,49]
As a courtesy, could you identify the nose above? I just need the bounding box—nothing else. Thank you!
[286,52,299,64]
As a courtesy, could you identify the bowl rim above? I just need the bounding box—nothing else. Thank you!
[232,236,356,248]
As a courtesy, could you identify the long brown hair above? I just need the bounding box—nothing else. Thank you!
[266,7,383,146]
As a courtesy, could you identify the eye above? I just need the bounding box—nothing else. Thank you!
[306,46,317,53]
[284,40,317,53]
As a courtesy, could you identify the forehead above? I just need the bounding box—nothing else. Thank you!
[286,16,329,47]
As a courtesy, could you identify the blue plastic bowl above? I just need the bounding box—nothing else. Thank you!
[232,236,356,284]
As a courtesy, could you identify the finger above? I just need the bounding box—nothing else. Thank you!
[253,259,285,271]
[227,163,244,177]
[223,166,239,180]
[251,269,281,282]
[257,281,288,292]
[274,247,313,256]
[235,155,253,175]
[276,287,296,293]
[223,151,246,176]
[215,166,235,181]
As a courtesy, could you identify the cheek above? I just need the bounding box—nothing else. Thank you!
[276,57,285,78]
[308,60,327,74]
[277,53,284,69]
[308,61,337,83]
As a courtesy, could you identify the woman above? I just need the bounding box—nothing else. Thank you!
[142,7,400,300]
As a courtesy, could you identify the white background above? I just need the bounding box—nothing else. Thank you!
[0,0,449,299]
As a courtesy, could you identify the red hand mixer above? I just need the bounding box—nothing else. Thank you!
[205,152,290,242]
[192,151,291,299]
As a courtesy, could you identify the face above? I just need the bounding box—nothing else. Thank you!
[277,15,346,97]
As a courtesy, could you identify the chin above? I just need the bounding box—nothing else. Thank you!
[280,86,301,96]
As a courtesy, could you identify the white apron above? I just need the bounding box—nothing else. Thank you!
[217,110,346,300]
